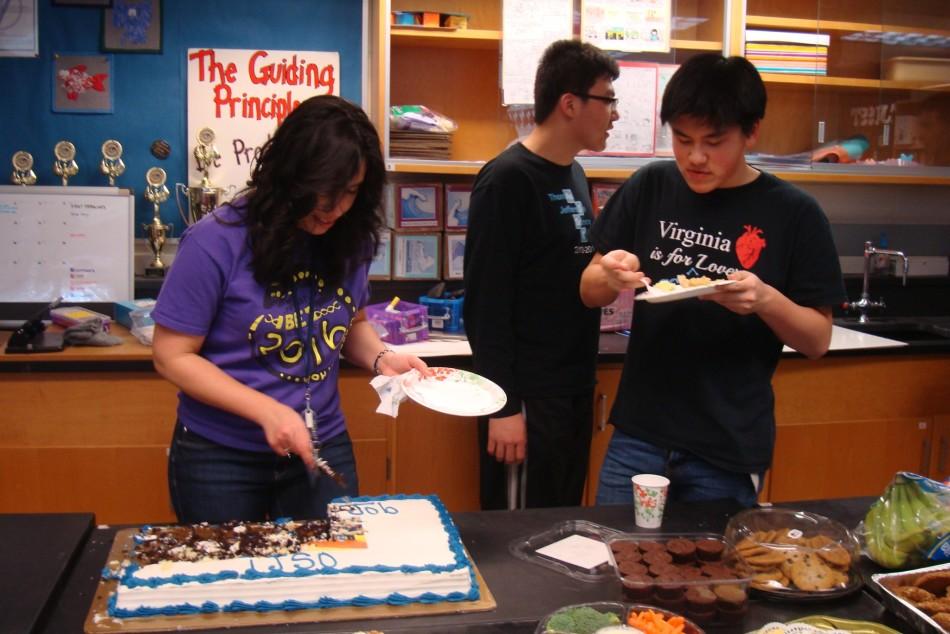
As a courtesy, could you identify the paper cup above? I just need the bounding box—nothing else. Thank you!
[632,474,670,528]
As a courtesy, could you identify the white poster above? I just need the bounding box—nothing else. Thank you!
[502,0,573,105]
[654,63,679,156]
[581,0,672,54]
[587,62,657,156]
[186,48,340,196]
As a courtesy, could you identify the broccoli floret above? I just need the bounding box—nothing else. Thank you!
[545,606,621,634]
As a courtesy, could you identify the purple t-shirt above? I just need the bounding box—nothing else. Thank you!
[152,202,370,452]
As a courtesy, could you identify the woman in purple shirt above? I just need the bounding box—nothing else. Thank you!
[151,96,428,522]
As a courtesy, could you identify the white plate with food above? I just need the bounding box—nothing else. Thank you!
[401,367,507,417]
[636,277,736,303]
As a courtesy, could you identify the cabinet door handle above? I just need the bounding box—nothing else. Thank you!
[921,438,932,475]
[598,393,608,432]
[939,436,948,475]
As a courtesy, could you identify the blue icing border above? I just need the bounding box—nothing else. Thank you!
[110,494,480,617]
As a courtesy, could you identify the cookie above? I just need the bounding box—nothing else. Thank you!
[788,554,839,591]
[932,613,950,629]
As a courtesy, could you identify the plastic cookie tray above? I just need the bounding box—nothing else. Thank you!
[509,520,623,582]
[605,532,751,627]
[724,507,863,601]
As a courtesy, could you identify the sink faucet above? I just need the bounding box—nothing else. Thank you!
[844,240,909,323]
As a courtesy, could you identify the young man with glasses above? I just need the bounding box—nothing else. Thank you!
[464,39,619,510]
[580,54,845,508]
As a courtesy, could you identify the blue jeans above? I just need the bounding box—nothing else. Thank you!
[596,431,762,508]
[168,422,359,523]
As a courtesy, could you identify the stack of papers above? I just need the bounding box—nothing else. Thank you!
[746,29,830,76]
[390,130,453,159]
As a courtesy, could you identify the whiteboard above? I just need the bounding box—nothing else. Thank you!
[0,186,134,302]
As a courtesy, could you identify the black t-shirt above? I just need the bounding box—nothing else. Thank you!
[592,161,846,473]
[463,143,600,416]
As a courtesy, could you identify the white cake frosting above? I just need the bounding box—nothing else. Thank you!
[107,494,478,617]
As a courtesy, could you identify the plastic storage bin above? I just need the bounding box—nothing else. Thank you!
[365,299,428,345]
[418,295,464,333]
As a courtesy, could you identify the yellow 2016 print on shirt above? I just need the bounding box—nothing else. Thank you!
[248,269,357,384]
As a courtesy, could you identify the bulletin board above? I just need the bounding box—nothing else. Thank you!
[0,186,134,302]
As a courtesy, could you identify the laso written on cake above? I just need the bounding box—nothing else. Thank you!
[104,494,478,617]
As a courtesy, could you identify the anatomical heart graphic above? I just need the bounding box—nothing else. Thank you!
[736,225,766,269]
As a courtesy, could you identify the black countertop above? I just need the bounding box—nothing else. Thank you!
[30,498,916,634]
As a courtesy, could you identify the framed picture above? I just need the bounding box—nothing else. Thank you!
[444,233,466,280]
[591,182,620,217]
[395,182,442,229]
[52,53,113,113]
[393,232,441,280]
[53,0,112,6]
[369,230,392,280]
[444,184,471,230]
[102,0,162,53]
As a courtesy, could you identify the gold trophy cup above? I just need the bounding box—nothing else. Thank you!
[53,141,79,186]
[100,140,125,186]
[176,126,225,226]
[11,151,37,186]
[144,167,172,277]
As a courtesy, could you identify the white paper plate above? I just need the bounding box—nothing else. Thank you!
[401,367,507,417]
[636,279,736,303]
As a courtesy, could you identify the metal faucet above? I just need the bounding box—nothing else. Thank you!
[844,240,909,323]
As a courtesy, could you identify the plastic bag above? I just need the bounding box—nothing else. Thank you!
[858,471,950,569]
[390,105,458,133]
[129,308,155,346]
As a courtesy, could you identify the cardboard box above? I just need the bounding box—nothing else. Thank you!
[366,299,429,345]
[884,57,950,83]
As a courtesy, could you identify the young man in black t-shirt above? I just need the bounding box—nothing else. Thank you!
[580,54,845,508]
[464,40,619,509]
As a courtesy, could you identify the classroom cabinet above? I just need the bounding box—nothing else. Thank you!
[741,0,950,174]
[583,354,950,504]
[369,0,950,184]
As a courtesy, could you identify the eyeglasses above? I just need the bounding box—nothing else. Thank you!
[575,93,619,109]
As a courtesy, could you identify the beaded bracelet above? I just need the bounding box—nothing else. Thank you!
[372,349,394,375]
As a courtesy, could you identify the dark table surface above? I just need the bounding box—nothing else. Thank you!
[0,513,93,634]
[29,499,918,634]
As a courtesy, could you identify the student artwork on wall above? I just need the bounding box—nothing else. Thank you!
[593,61,657,156]
[444,232,466,280]
[654,63,679,156]
[591,182,620,217]
[393,232,441,280]
[444,184,471,230]
[102,0,162,53]
[395,183,442,230]
[369,230,392,280]
[52,53,113,113]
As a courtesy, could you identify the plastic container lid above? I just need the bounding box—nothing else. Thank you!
[724,507,862,601]
[509,520,622,582]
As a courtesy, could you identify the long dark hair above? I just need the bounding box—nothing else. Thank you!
[237,95,385,288]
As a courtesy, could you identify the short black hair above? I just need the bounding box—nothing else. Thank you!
[533,39,620,125]
[660,54,766,136]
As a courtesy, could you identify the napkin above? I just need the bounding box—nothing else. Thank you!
[370,373,410,417]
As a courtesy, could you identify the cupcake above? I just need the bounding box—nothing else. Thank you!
[638,540,667,555]
[653,571,686,599]
[618,561,649,577]
[714,583,749,622]
[684,585,717,622]
[621,572,655,602]
[643,549,673,566]
[695,538,726,561]
[666,537,697,563]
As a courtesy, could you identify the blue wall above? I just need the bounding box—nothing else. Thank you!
[0,0,363,235]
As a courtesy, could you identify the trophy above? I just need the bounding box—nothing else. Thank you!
[53,141,79,186]
[100,139,125,186]
[176,126,225,226]
[144,167,172,277]
[11,151,37,185]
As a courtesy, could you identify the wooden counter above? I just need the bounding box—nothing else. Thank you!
[2,327,948,523]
